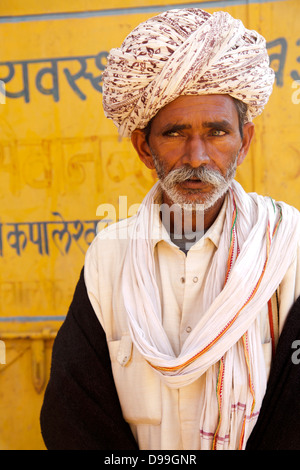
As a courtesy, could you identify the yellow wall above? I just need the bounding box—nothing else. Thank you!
[0,0,299,450]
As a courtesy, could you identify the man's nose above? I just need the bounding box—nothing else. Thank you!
[182,136,210,168]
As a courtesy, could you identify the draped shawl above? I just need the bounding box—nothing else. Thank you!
[121,180,300,449]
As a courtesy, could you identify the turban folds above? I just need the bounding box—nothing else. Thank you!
[102,8,275,137]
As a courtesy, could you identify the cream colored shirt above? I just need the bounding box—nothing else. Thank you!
[84,195,300,450]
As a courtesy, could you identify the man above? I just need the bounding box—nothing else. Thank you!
[41,9,300,450]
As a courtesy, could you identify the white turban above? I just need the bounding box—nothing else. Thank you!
[102,8,275,137]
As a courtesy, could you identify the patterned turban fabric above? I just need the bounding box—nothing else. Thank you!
[102,8,275,137]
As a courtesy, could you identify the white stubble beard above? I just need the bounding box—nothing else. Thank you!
[152,152,239,213]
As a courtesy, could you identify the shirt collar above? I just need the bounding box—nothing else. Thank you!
[151,189,228,250]
[200,196,228,249]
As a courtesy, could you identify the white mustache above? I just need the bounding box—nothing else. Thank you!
[163,165,227,187]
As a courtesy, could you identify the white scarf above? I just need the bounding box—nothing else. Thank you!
[122,180,300,449]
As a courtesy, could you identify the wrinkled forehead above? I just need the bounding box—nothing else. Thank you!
[154,95,238,119]
[144,94,242,134]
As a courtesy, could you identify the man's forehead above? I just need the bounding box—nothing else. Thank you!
[152,94,239,125]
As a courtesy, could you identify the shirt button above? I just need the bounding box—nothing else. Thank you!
[186,326,192,333]
[180,277,185,283]
[193,276,198,283]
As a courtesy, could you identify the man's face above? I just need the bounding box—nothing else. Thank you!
[132,94,254,213]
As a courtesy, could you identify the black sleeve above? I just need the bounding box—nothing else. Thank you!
[246,295,300,450]
[40,268,138,450]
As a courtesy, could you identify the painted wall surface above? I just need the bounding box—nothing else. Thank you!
[0,0,299,450]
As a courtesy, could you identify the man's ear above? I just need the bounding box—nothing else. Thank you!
[237,122,255,166]
[131,129,156,170]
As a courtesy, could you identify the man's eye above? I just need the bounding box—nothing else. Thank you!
[211,129,226,136]
[163,130,180,137]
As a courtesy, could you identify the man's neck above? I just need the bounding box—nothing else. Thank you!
[160,193,226,234]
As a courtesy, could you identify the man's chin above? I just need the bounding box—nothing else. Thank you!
[161,184,230,211]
